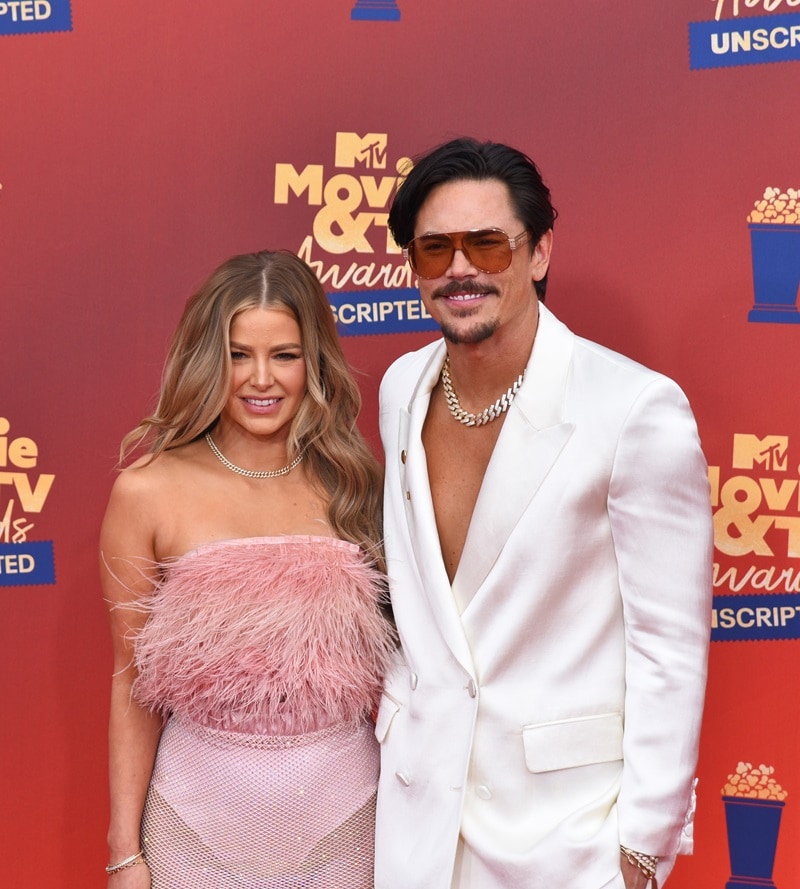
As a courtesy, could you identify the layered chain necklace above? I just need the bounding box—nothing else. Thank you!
[440,355,525,428]
[204,432,303,479]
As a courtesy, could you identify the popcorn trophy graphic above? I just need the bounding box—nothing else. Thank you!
[746,188,800,324]
[722,762,787,888]
[351,0,400,21]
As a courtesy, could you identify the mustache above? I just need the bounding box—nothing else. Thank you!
[433,280,499,299]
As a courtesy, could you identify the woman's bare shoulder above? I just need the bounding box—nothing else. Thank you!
[108,442,206,510]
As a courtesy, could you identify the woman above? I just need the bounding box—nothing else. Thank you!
[101,250,393,888]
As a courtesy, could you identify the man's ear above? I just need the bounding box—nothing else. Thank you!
[530,229,553,283]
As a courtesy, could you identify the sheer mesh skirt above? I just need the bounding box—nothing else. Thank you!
[142,717,378,888]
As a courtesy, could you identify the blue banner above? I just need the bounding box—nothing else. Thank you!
[689,13,800,70]
[0,541,56,586]
[329,288,439,337]
[0,1,71,37]
[712,592,800,642]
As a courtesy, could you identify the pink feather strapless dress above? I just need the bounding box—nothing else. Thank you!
[132,535,394,888]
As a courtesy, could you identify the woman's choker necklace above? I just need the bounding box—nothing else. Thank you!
[440,355,525,428]
[204,432,303,479]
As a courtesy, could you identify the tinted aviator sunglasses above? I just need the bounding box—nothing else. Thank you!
[403,228,532,279]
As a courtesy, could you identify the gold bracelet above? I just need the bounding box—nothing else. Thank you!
[105,850,145,875]
[620,845,658,882]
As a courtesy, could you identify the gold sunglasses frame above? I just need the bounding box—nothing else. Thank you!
[402,228,532,279]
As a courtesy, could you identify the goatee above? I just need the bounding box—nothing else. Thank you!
[441,318,499,345]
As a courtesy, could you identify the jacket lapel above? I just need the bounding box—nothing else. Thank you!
[397,341,478,672]
[452,305,576,610]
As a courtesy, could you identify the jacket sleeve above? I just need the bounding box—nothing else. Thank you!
[607,375,713,858]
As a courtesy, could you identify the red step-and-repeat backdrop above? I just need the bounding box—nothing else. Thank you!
[1,1,798,885]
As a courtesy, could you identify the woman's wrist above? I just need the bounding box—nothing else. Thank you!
[106,849,145,875]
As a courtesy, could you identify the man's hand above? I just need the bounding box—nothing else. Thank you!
[620,852,651,889]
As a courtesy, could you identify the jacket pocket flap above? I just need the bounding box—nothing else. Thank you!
[523,712,623,773]
[374,692,401,743]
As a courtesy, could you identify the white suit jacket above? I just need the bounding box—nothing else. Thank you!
[374,304,713,889]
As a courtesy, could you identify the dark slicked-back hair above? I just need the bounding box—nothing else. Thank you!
[388,137,557,299]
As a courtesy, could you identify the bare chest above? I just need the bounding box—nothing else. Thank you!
[422,390,505,583]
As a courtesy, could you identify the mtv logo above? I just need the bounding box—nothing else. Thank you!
[732,434,789,472]
[335,133,388,170]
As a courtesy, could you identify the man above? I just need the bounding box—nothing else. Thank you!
[374,138,713,889]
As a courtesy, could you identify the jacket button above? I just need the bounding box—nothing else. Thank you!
[409,672,419,690]
[467,679,477,698]
[475,785,492,800]
[406,490,411,500]
[395,771,412,787]
[401,450,407,464]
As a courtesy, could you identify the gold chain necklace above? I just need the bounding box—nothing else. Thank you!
[440,356,525,427]
[205,432,303,479]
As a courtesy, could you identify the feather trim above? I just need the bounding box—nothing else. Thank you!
[132,537,395,735]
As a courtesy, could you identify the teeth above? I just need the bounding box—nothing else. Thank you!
[246,398,278,406]
[449,293,483,301]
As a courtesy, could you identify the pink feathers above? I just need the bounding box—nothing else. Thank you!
[132,536,394,735]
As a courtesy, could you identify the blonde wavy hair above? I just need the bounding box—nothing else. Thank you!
[121,250,384,562]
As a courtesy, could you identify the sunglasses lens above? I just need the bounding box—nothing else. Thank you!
[408,230,513,278]
[463,230,513,272]
[409,235,453,278]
